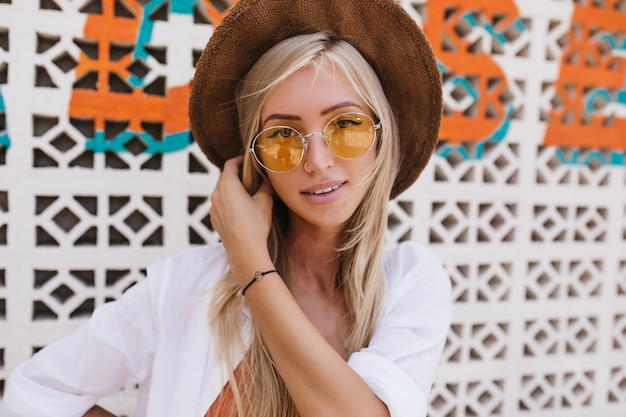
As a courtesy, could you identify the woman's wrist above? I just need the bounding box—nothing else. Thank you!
[241,269,279,296]
[228,251,275,286]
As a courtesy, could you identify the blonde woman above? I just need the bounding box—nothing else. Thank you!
[3,1,451,416]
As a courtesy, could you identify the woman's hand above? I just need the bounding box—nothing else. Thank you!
[209,156,274,279]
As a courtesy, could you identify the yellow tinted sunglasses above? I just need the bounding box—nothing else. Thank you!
[249,112,381,173]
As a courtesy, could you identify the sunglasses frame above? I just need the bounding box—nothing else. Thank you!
[248,112,381,173]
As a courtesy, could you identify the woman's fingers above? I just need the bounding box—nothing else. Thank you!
[222,155,244,177]
[210,156,273,247]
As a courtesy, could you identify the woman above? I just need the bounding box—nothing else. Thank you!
[3,1,451,416]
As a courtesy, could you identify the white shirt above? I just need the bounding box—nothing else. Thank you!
[3,241,451,417]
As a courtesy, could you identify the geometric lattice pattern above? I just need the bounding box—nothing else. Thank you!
[1,0,625,416]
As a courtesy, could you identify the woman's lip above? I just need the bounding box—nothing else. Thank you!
[302,181,346,195]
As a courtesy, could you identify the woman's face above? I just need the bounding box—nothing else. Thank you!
[259,64,377,233]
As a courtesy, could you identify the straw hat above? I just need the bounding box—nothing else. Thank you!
[189,0,442,198]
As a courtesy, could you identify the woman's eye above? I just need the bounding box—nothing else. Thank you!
[268,128,295,139]
[279,128,291,138]
[336,119,361,129]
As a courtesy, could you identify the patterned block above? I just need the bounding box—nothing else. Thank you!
[0,1,624,416]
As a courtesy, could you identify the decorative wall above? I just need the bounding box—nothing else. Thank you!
[0,0,625,416]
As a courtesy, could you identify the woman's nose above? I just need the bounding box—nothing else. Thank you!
[303,133,334,172]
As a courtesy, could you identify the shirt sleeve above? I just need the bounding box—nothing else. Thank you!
[2,261,165,417]
[347,242,452,417]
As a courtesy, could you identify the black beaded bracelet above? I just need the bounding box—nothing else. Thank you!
[241,269,278,296]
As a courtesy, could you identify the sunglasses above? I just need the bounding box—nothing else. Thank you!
[248,112,381,173]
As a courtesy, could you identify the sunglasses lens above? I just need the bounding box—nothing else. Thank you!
[253,127,304,172]
[325,113,376,159]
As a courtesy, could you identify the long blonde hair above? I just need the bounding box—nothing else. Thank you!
[208,32,400,417]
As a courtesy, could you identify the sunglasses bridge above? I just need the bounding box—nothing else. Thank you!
[298,131,330,155]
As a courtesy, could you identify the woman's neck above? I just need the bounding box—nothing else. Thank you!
[286,222,341,297]
[284,218,351,358]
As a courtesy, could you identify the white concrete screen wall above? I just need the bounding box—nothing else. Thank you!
[0,0,625,415]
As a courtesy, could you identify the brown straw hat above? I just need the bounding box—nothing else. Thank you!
[189,0,442,198]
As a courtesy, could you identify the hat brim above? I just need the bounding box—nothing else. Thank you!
[189,0,442,198]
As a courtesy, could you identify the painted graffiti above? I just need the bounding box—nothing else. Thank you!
[69,0,238,157]
[422,0,625,165]
[0,0,624,167]
[543,1,626,166]
[0,89,9,153]
[422,0,523,161]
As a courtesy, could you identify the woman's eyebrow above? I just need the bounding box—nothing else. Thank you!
[321,101,364,115]
[262,113,301,125]
[262,101,363,126]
